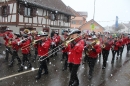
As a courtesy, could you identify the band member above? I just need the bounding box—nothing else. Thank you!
[117,36,124,58]
[35,31,51,80]
[65,29,84,86]
[3,28,13,62]
[31,31,40,62]
[83,34,92,64]
[126,35,130,52]
[86,35,101,79]
[61,29,69,71]
[111,37,120,64]
[51,32,60,56]
[102,37,113,69]
[8,33,21,67]
[18,34,32,72]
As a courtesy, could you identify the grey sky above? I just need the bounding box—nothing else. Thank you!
[62,0,130,27]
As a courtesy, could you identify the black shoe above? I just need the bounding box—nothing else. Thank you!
[28,64,32,69]
[41,71,48,75]
[18,67,23,72]
[88,75,92,80]
[111,60,114,64]
[17,62,21,65]
[32,59,36,62]
[62,67,67,71]
[35,75,41,80]
[8,63,13,67]
[72,80,79,86]
[102,66,106,69]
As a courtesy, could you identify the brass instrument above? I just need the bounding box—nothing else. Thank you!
[101,44,106,49]
[31,30,37,35]
[86,39,100,55]
[38,33,85,61]
[63,33,84,47]
[32,38,43,45]
[23,29,30,34]
[7,39,12,47]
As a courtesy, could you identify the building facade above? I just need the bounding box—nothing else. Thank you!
[68,6,87,28]
[79,19,104,33]
[0,0,73,34]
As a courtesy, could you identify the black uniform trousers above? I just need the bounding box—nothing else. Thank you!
[87,57,97,76]
[51,44,57,56]
[117,46,123,57]
[62,52,68,70]
[10,50,21,65]
[127,43,130,52]
[20,54,31,68]
[111,50,118,63]
[68,63,80,86]
[34,48,38,60]
[102,49,109,67]
[37,56,48,77]
[5,46,12,61]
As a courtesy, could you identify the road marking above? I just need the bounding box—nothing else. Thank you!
[0,68,39,81]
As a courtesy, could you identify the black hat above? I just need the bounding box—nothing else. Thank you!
[68,28,81,35]
[14,33,21,37]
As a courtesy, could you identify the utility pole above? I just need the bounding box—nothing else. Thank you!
[93,0,96,20]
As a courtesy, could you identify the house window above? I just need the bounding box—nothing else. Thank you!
[79,21,82,25]
[24,7,31,16]
[71,21,76,24]
[19,4,37,17]
[1,5,10,17]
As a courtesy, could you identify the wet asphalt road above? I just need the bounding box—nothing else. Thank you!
[0,45,130,86]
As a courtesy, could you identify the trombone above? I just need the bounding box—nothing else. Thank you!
[38,33,85,61]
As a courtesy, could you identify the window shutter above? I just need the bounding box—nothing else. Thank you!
[48,13,55,21]
[31,8,37,17]
[0,7,1,16]
[7,5,10,15]
[19,4,25,15]
[67,16,71,22]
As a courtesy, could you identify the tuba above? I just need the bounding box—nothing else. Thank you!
[23,29,30,34]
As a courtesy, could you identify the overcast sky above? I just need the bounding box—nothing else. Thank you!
[62,0,130,27]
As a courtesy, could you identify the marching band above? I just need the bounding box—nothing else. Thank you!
[1,27,130,86]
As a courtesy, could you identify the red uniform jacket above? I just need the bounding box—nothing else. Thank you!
[3,32,13,46]
[113,41,120,50]
[38,39,51,57]
[20,39,30,54]
[104,41,113,50]
[88,44,101,58]
[11,38,20,51]
[67,38,84,64]
[52,35,60,46]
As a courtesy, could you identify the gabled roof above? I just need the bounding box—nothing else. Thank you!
[79,19,104,29]
[77,11,88,16]
[67,6,80,17]
[18,0,73,16]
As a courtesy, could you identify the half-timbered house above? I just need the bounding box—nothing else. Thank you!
[0,0,73,36]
